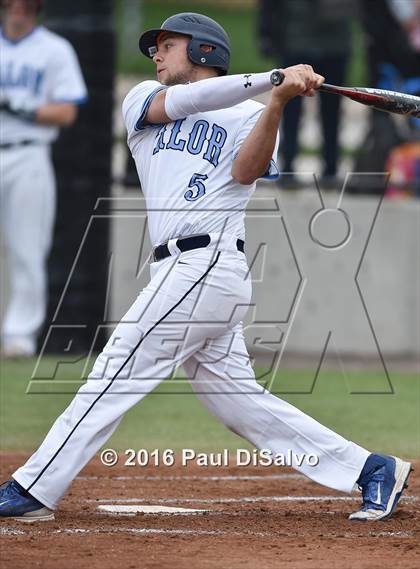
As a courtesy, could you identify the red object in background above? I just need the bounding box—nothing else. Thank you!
[385,142,420,198]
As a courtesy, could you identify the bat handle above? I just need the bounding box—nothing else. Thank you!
[270,71,334,94]
[270,70,285,86]
[317,83,338,94]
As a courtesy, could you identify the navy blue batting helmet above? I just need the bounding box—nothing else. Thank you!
[139,13,230,75]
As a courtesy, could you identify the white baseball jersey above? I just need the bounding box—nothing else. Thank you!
[0,25,87,144]
[122,80,279,247]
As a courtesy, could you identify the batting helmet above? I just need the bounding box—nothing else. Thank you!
[139,12,230,75]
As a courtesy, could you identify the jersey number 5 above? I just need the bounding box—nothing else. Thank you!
[184,173,208,202]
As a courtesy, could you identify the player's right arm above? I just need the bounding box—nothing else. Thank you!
[143,89,170,124]
[231,66,324,185]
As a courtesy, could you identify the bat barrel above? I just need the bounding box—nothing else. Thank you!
[270,71,420,118]
[319,84,420,118]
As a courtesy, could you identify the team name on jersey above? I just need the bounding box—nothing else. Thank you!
[153,119,227,167]
[0,61,44,95]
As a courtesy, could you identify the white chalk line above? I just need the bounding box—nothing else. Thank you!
[98,505,207,514]
[0,526,415,539]
[77,474,304,482]
[0,527,235,537]
[85,495,420,505]
[56,527,233,536]
[0,528,26,536]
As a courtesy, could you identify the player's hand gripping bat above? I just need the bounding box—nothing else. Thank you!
[270,70,420,118]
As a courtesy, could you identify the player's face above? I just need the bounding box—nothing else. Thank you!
[153,33,195,86]
[2,0,38,22]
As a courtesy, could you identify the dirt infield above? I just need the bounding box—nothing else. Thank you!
[1,453,419,569]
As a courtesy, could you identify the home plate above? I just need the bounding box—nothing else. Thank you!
[98,505,207,515]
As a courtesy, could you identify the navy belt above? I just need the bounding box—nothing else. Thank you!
[152,234,245,262]
[0,140,37,149]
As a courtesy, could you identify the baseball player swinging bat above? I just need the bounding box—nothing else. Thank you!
[270,70,420,118]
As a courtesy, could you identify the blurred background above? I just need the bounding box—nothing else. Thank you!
[0,0,419,457]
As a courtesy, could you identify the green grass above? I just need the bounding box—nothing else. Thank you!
[115,0,367,84]
[1,357,418,458]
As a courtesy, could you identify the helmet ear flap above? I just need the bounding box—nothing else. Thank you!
[187,38,228,74]
[188,40,208,66]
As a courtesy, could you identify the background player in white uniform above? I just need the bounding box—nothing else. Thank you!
[0,0,87,357]
[0,13,411,522]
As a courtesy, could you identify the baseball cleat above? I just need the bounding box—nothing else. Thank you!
[0,479,54,522]
[349,454,412,521]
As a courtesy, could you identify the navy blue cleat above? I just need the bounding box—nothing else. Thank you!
[349,454,412,521]
[0,479,54,522]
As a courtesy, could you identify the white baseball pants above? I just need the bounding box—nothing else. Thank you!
[0,144,56,353]
[14,239,369,509]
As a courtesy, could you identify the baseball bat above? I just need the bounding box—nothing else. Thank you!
[269,70,420,118]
